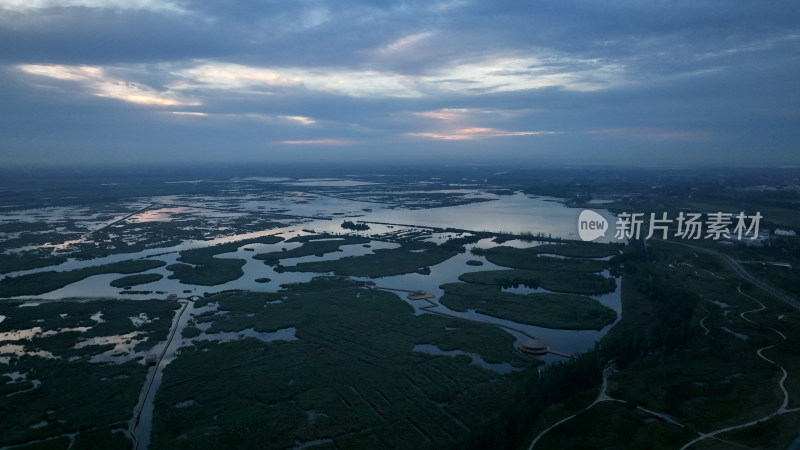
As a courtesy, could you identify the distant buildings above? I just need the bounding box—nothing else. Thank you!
[751,228,771,245]
[720,228,771,247]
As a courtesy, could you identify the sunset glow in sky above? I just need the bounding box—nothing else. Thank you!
[2,1,798,165]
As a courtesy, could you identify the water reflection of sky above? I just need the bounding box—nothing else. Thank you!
[363,192,618,242]
[1,184,623,362]
[285,179,379,187]
[412,344,518,374]
[0,310,159,364]
[362,245,622,357]
[190,327,297,344]
[2,188,617,277]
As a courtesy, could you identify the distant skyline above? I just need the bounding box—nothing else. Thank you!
[2,1,799,166]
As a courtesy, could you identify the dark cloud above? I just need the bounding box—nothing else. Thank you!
[0,9,235,64]
[0,0,798,166]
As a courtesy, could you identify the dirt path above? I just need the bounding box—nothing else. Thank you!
[660,240,800,311]
[528,363,629,449]
[529,240,799,449]
[679,286,798,449]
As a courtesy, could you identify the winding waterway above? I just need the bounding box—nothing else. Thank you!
[2,187,622,447]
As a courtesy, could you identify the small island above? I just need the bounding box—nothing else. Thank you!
[341,220,370,231]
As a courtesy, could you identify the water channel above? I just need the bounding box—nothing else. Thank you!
[1,186,622,447]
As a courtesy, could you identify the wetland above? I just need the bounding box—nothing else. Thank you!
[3,165,797,449]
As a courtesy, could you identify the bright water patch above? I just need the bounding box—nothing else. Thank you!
[412,344,518,374]
[278,241,399,267]
[75,332,147,364]
[191,327,297,344]
[29,420,48,429]
[285,179,378,187]
[721,326,749,340]
[501,285,554,295]
[705,298,731,309]
[1,188,623,365]
[364,192,617,241]
[2,371,28,382]
[0,344,55,359]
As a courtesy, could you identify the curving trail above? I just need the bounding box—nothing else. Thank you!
[528,363,654,449]
[660,239,800,311]
[679,285,794,449]
[530,239,799,449]
[738,284,766,324]
[699,314,710,336]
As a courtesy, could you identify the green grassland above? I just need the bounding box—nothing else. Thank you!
[276,240,461,277]
[522,239,800,449]
[58,213,285,262]
[472,246,609,273]
[439,282,616,330]
[699,235,800,301]
[176,235,284,263]
[529,242,621,258]
[0,259,166,298]
[0,252,68,275]
[0,221,86,258]
[684,199,798,230]
[458,269,616,295]
[2,168,797,449]
[696,412,800,450]
[0,299,179,448]
[151,278,538,449]
[0,359,144,449]
[0,299,179,360]
[63,219,197,261]
[167,235,283,286]
[488,240,622,259]
[110,273,164,288]
[253,234,371,266]
[532,401,696,449]
[166,260,245,287]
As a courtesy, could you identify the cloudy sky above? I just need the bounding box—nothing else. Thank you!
[2,0,799,166]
